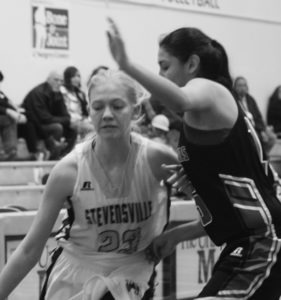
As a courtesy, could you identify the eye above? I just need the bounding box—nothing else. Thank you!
[112,100,126,110]
[91,103,104,111]
[113,104,124,110]
[159,62,169,72]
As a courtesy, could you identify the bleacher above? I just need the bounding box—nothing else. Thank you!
[0,160,56,211]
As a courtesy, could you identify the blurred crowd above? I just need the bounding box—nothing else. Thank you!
[0,67,280,162]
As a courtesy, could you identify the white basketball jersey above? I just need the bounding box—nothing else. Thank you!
[57,133,169,255]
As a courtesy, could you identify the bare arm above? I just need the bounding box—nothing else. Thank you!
[147,140,178,182]
[0,153,76,298]
[148,219,206,262]
[142,98,156,121]
[107,18,207,112]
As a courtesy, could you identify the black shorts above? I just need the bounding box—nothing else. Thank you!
[197,235,281,300]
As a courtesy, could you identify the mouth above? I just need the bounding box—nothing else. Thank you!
[101,125,117,129]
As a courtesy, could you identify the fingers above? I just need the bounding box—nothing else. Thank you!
[107,17,120,37]
[166,167,186,185]
[162,164,182,171]
[172,173,188,189]
[164,165,192,197]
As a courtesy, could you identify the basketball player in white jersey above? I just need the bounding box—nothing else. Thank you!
[0,70,178,300]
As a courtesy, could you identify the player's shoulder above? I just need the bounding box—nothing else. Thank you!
[131,132,178,181]
[50,151,77,182]
[147,138,176,160]
[146,138,178,181]
[132,132,175,158]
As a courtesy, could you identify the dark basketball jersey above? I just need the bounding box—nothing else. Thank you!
[178,105,281,246]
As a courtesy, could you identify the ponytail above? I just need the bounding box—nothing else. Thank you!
[209,40,233,91]
[160,28,233,91]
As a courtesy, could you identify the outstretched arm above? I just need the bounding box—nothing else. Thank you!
[0,153,76,298]
[107,18,191,112]
[147,219,206,262]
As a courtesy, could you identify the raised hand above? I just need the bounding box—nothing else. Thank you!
[106,17,129,70]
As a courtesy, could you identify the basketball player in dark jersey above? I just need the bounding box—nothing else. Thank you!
[107,18,281,299]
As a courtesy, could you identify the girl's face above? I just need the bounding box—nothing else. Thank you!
[89,80,135,140]
[158,47,190,87]
[234,78,248,97]
[71,72,81,88]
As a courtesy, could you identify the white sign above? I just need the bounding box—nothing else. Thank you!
[31,0,70,59]
[113,0,281,23]
[176,236,221,298]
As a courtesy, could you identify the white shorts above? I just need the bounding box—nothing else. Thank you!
[44,248,154,300]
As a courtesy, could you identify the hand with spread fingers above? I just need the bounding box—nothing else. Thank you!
[106,17,130,70]
[163,164,194,198]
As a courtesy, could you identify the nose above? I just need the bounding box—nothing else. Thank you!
[102,105,113,120]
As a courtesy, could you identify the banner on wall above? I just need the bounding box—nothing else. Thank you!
[176,236,221,298]
[31,0,69,59]
[113,0,281,24]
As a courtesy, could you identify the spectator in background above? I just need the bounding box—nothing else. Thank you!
[144,95,182,150]
[22,71,77,160]
[267,85,281,137]
[150,114,170,145]
[17,120,48,160]
[87,65,109,87]
[0,71,26,160]
[149,94,183,131]
[61,66,93,139]
[233,76,276,155]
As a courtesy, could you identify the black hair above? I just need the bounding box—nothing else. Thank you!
[268,85,281,106]
[267,85,281,125]
[160,28,233,91]
[63,66,79,92]
[63,66,88,117]
[233,76,247,89]
[0,71,4,82]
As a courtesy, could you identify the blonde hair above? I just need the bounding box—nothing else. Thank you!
[87,69,142,105]
[87,69,150,129]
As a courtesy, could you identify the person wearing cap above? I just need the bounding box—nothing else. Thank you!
[150,114,170,146]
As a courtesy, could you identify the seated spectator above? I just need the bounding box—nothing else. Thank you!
[149,94,183,131]
[0,71,26,161]
[233,76,276,155]
[22,71,77,160]
[267,85,281,137]
[150,114,170,145]
[61,66,93,139]
[143,95,182,149]
[17,121,50,160]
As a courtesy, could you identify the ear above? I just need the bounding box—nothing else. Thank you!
[185,54,200,76]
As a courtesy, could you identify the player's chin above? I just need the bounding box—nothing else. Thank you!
[99,130,121,139]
